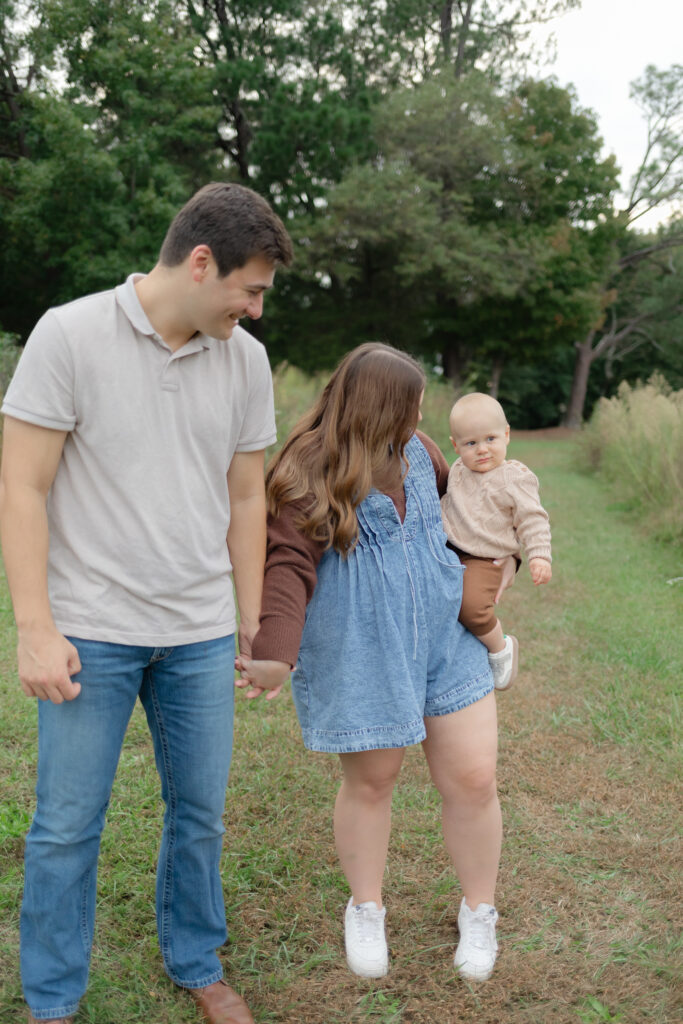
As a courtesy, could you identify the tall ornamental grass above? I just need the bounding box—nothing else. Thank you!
[579,375,683,546]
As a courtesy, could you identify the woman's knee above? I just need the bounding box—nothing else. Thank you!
[441,759,498,806]
[340,757,402,804]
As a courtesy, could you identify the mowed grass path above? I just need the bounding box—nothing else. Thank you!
[0,437,680,1023]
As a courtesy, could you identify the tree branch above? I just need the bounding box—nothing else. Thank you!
[618,235,683,270]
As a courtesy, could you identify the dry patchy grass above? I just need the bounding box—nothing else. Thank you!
[1,436,681,1024]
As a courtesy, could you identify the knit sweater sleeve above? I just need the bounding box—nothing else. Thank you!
[250,502,325,666]
[508,463,552,563]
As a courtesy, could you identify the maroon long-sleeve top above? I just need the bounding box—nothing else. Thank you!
[250,431,450,666]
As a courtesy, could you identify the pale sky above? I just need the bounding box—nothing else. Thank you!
[529,0,682,229]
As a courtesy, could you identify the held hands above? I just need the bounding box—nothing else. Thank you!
[235,655,290,701]
[17,627,82,703]
[529,557,552,586]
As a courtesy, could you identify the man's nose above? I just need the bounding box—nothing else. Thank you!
[245,293,264,319]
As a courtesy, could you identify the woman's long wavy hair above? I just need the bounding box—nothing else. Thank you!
[267,343,426,554]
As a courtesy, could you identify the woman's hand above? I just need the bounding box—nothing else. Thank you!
[235,656,291,701]
[492,554,517,604]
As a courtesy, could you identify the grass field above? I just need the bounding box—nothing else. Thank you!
[0,433,681,1023]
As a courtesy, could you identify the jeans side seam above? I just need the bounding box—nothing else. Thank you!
[148,676,178,970]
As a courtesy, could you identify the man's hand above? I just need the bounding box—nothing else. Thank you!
[529,557,552,586]
[234,656,290,701]
[237,619,259,663]
[17,626,82,703]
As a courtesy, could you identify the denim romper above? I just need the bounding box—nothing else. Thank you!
[291,434,493,753]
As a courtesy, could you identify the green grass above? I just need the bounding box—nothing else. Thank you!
[0,413,682,1021]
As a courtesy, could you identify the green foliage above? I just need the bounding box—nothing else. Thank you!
[1,0,679,431]
[578,375,683,546]
[0,332,21,401]
[627,64,683,222]
[268,73,619,389]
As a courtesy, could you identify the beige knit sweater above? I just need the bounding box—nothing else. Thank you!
[441,458,552,563]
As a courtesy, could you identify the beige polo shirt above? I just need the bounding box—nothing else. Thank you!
[2,275,277,645]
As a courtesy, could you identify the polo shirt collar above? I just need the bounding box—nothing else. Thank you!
[115,273,215,355]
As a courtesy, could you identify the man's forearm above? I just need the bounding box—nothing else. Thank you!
[0,481,55,631]
[227,495,267,635]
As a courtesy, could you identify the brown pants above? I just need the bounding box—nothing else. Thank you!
[455,551,504,637]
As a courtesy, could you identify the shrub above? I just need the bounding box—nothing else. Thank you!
[579,374,683,545]
[0,332,21,402]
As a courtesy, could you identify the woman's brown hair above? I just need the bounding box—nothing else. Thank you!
[267,343,426,554]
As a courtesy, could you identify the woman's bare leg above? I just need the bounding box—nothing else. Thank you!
[422,693,501,907]
[334,747,405,907]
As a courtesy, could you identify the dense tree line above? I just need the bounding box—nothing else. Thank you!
[1,0,681,425]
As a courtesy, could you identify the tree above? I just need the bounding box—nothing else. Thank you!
[272,73,618,399]
[562,64,683,428]
[0,0,224,334]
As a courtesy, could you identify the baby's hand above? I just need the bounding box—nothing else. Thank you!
[235,656,291,701]
[529,558,552,586]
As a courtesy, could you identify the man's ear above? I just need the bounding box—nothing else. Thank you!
[188,244,213,282]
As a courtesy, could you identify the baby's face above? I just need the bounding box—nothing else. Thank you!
[451,413,510,474]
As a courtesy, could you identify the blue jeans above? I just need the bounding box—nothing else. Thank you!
[21,635,235,1020]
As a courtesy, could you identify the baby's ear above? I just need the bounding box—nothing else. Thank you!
[449,435,458,452]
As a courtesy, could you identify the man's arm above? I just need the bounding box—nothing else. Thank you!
[226,449,268,659]
[0,416,82,702]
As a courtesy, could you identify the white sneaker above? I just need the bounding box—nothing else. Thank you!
[454,897,499,981]
[488,634,519,691]
[344,898,389,978]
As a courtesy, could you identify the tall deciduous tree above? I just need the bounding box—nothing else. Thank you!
[563,64,683,428]
[273,73,618,397]
[0,0,223,334]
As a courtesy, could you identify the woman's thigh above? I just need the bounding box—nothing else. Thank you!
[422,693,498,797]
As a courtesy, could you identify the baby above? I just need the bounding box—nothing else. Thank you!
[441,393,552,691]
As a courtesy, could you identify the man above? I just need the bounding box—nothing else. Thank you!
[0,182,293,1024]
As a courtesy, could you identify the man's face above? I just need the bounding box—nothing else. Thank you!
[197,255,275,340]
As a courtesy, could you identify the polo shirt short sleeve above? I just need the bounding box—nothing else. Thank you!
[1,275,277,646]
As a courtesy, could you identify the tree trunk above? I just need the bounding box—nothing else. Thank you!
[440,2,453,62]
[442,342,470,392]
[453,0,474,80]
[488,354,504,398]
[562,331,596,429]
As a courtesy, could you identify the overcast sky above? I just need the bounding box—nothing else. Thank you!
[529,0,682,228]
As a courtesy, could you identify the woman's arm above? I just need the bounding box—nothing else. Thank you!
[416,429,451,495]
[235,501,324,699]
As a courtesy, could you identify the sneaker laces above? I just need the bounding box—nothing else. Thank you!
[351,903,385,944]
[466,908,497,950]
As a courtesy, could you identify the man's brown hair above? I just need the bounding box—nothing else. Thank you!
[159,182,294,275]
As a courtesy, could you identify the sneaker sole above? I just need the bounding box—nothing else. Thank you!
[346,952,389,978]
[455,959,494,982]
[494,634,519,691]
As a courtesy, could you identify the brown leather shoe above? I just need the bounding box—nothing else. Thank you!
[188,979,255,1024]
